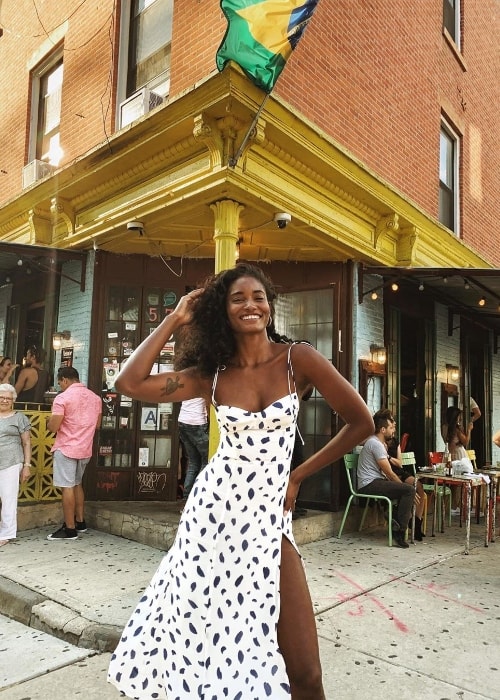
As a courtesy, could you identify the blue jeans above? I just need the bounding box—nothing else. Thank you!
[179,422,209,498]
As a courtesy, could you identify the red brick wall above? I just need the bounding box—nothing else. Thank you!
[274,0,499,264]
[174,0,500,266]
[0,0,117,203]
[0,1,498,265]
[170,0,225,93]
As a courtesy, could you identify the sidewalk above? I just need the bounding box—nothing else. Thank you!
[0,518,499,699]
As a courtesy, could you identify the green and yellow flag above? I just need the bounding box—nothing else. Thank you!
[216,0,319,93]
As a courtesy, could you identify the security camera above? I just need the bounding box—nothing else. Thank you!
[273,212,291,229]
[127,221,144,235]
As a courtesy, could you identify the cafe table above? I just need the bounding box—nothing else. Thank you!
[413,470,489,554]
[478,468,500,543]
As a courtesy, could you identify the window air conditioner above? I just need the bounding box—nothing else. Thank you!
[119,87,164,128]
[22,159,56,189]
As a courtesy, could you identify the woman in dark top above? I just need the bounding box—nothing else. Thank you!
[14,347,49,403]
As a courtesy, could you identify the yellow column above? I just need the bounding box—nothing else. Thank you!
[208,199,244,456]
[210,199,244,273]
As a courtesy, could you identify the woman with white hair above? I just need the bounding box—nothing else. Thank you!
[0,383,32,546]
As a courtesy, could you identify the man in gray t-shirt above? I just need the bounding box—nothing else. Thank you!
[357,409,414,548]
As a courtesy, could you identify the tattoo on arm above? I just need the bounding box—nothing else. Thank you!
[162,376,185,396]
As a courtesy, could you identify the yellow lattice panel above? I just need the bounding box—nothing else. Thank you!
[18,409,61,503]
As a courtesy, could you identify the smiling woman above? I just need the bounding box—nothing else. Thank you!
[108,262,373,700]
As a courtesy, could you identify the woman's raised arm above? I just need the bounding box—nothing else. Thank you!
[115,289,207,404]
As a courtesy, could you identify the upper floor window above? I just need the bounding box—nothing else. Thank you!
[118,0,173,127]
[439,120,460,234]
[29,51,64,166]
[443,0,460,47]
[128,0,173,97]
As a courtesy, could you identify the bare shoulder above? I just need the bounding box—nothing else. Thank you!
[289,341,331,370]
[288,342,339,389]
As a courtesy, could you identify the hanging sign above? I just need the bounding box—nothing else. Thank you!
[60,347,74,367]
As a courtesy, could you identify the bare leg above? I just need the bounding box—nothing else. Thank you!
[61,487,76,529]
[278,537,325,700]
[74,483,85,522]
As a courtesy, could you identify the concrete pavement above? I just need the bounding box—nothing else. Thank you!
[0,515,499,699]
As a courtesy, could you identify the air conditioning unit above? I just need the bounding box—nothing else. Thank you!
[22,159,56,189]
[119,87,164,128]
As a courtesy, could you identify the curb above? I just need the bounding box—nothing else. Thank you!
[0,576,121,653]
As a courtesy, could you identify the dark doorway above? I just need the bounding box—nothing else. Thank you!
[24,304,45,354]
[465,324,490,467]
[399,314,427,466]
[387,289,435,468]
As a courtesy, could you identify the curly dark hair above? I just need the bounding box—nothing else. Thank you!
[174,263,291,376]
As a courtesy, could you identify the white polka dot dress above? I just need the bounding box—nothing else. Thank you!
[108,373,300,698]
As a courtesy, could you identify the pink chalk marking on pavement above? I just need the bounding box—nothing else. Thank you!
[333,570,409,632]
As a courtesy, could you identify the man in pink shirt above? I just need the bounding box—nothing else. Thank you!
[46,367,101,540]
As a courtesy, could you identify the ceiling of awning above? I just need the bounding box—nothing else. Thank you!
[0,242,86,290]
[359,266,500,334]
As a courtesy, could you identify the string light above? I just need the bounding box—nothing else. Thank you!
[479,296,486,307]
[391,282,399,292]
[418,281,424,291]
[464,279,470,290]
[371,291,378,300]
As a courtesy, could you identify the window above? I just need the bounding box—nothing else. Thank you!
[439,120,460,234]
[29,51,64,166]
[443,0,460,47]
[117,0,173,127]
[128,0,173,98]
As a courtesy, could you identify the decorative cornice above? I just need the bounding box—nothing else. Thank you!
[0,213,30,238]
[72,135,199,208]
[28,208,52,245]
[256,138,379,220]
[193,113,224,168]
[397,224,419,265]
[51,197,74,242]
[374,213,399,250]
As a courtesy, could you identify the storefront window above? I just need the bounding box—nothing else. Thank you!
[96,284,180,499]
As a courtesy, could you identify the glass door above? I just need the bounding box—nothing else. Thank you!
[95,284,180,500]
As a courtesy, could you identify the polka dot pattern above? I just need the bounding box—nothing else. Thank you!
[108,392,299,699]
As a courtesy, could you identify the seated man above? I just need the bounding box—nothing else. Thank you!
[357,409,415,548]
[385,431,426,541]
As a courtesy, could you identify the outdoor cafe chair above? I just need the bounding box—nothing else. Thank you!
[466,449,484,521]
[426,451,452,528]
[337,453,395,547]
[467,449,477,470]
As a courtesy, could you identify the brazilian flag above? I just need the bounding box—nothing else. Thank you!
[216,0,319,93]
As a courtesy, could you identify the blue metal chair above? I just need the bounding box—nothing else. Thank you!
[338,453,394,547]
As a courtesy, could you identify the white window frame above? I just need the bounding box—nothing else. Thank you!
[28,48,64,165]
[443,0,461,49]
[439,118,460,236]
[116,0,173,129]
